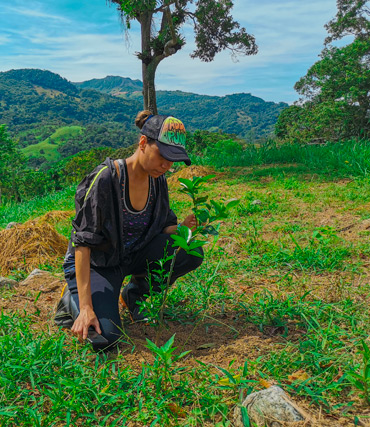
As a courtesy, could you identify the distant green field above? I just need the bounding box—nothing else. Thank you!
[22,126,84,161]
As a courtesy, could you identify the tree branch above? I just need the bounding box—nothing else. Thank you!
[165,6,178,44]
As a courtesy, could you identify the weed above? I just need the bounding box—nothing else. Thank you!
[348,340,370,404]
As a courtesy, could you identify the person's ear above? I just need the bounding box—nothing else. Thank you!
[139,135,147,151]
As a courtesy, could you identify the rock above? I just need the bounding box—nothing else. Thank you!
[21,269,49,285]
[251,199,262,205]
[0,277,17,288]
[5,222,21,229]
[27,269,45,278]
[234,386,307,427]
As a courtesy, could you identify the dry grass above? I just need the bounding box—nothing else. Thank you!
[167,165,215,186]
[0,214,69,276]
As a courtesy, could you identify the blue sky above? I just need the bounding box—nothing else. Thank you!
[0,0,339,103]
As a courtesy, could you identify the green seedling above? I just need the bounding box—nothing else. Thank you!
[145,334,191,395]
[139,175,239,341]
[348,340,370,404]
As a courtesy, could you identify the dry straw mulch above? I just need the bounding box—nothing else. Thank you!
[0,211,71,276]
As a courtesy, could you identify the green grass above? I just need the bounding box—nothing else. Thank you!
[22,126,84,162]
[2,159,370,425]
[0,312,230,426]
[193,138,370,178]
[0,184,76,229]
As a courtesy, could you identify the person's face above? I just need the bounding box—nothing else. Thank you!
[140,136,174,177]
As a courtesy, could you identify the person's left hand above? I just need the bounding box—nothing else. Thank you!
[181,214,197,231]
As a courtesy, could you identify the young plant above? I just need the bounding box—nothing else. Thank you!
[165,176,239,319]
[348,340,370,404]
[145,334,191,395]
[139,175,239,338]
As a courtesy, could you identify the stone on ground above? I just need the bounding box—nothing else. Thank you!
[0,277,17,288]
[234,386,308,427]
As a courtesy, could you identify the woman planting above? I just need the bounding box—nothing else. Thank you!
[55,111,202,350]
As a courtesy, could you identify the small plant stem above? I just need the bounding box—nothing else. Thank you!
[160,246,181,324]
[155,246,181,345]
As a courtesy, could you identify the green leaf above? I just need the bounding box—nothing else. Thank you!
[226,199,240,209]
[217,366,238,384]
[146,338,160,354]
[188,250,204,258]
[203,225,219,236]
[241,407,251,427]
[243,361,248,377]
[178,178,194,190]
[171,235,189,251]
[178,225,192,243]
[195,196,208,204]
[162,334,176,353]
[188,239,207,250]
[202,174,216,181]
[197,209,210,223]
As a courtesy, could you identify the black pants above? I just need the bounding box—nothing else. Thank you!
[64,234,203,346]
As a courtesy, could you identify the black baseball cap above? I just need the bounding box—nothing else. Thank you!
[141,115,191,166]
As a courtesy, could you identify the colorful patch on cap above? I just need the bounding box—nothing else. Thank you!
[158,117,186,147]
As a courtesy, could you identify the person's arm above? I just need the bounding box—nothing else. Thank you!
[70,246,101,341]
[163,214,197,234]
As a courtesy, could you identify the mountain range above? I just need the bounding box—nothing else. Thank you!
[75,75,288,140]
[0,69,288,164]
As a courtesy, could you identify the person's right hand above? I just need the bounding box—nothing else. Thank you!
[71,306,101,342]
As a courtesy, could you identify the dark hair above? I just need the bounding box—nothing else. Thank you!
[135,110,156,145]
[135,110,152,130]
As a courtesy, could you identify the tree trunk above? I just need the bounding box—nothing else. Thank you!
[142,61,159,114]
[140,12,159,114]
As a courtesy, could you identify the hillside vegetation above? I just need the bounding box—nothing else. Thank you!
[22,126,84,162]
[76,76,288,140]
[0,69,287,152]
[0,69,141,155]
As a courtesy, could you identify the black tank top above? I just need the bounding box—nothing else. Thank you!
[121,160,155,250]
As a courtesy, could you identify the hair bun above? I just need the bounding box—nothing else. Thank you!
[135,110,153,130]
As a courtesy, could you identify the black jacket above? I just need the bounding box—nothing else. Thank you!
[66,157,177,267]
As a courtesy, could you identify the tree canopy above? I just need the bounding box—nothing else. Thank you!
[276,0,370,143]
[108,0,257,113]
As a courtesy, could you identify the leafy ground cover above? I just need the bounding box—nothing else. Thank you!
[1,163,370,426]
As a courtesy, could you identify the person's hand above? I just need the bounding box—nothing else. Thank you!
[182,214,197,231]
[71,306,101,342]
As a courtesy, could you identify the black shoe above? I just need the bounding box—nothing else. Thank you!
[120,283,150,323]
[54,285,78,328]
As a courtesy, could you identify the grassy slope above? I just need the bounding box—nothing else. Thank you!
[1,164,370,426]
[22,126,84,161]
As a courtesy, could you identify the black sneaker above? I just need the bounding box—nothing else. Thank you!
[120,283,150,323]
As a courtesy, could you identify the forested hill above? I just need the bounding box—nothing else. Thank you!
[74,75,143,95]
[156,91,288,141]
[0,69,141,147]
[0,68,288,156]
[76,76,288,141]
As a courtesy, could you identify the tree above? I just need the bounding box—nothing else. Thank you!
[0,125,54,203]
[324,0,370,44]
[0,125,23,203]
[108,0,257,113]
[276,0,370,142]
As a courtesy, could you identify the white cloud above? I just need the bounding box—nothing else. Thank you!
[4,5,70,22]
[1,31,142,83]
